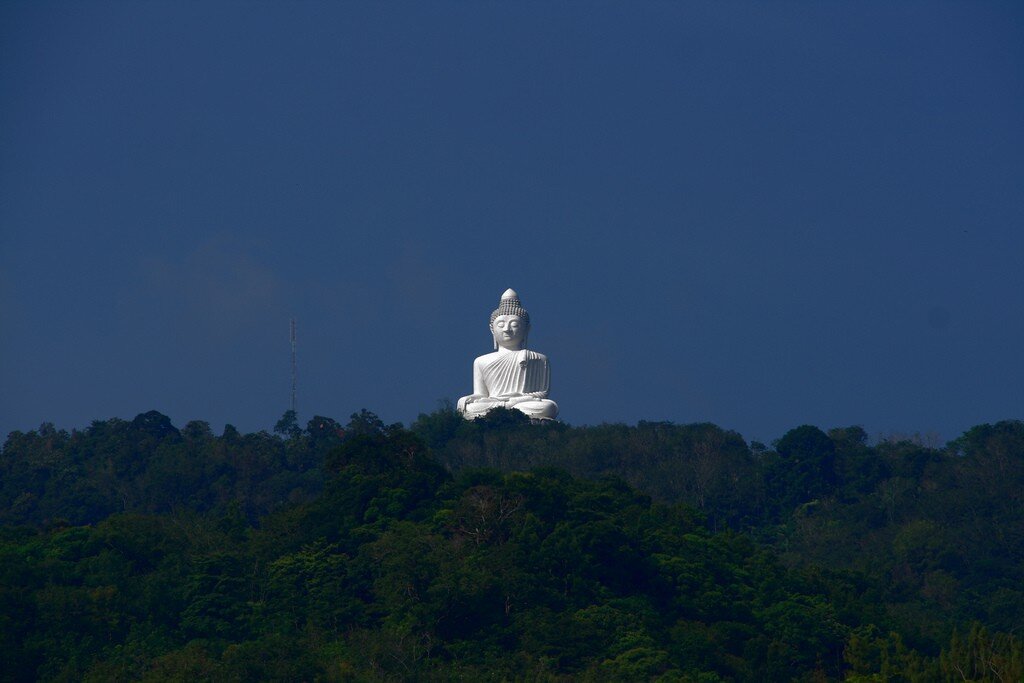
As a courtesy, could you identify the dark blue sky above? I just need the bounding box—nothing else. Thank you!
[2,2,1022,445]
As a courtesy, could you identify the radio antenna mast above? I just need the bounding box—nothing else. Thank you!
[290,318,297,414]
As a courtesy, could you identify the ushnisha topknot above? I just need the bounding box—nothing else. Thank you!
[490,288,530,327]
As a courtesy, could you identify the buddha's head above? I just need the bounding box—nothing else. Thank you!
[490,288,530,350]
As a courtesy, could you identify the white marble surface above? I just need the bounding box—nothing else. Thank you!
[457,289,558,420]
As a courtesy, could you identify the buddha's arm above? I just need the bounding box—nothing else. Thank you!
[459,359,496,410]
[470,358,493,399]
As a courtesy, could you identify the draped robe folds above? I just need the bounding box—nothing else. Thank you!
[481,349,549,398]
[458,349,558,419]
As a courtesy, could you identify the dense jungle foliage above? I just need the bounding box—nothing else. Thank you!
[1,407,1022,681]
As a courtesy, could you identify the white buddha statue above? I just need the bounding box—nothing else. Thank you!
[457,288,559,420]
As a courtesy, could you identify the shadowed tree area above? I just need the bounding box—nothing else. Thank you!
[1,409,1022,680]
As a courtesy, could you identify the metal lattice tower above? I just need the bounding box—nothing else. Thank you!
[290,318,297,414]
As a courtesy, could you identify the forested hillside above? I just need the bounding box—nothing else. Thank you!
[1,408,1022,681]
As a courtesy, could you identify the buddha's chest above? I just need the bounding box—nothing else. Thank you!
[482,352,546,395]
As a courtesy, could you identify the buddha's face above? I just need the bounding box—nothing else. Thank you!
[491,314,527,350]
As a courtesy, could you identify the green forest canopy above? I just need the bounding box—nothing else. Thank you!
[1,408,1022,681]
